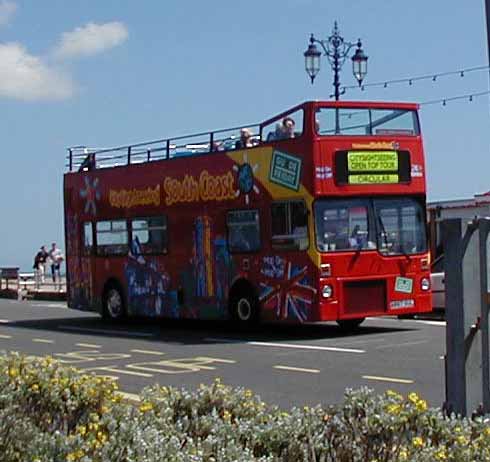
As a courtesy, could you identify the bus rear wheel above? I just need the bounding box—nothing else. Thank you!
[230,292,259,326]
[336,318,365,331]
[102,284,126,321]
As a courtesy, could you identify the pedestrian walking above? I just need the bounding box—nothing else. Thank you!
[48,242,64,290]
[33,246,48,289]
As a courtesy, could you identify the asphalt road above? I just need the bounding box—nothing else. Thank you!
[0,298,446,409]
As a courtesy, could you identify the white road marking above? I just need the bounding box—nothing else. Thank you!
[200,357,236,363]
[362,375,414,384]
[55,351,130,363]
[59,325,154,337]
[86,373,119,381]
[130,349,165,356]
[333,337,387,347]
[31,303,66,308]
[76,343,102,349]
[82,366,153,378]
[375,340,428,350]
[126,357,236,375]
[0,334,12,339]
[251,341,365,353]
[205,338,365,354]
[117,391,141,402]
[414,320,446,326]
[0,319,10,324]
[32,338,54,344]
[274,365,320,374]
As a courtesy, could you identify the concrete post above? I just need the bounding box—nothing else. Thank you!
[443,218,467,415]
[443,218,490,416]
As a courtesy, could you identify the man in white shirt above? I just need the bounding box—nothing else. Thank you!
[49,242,64,288]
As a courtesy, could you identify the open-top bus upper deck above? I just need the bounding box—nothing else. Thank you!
[67,100,424,196]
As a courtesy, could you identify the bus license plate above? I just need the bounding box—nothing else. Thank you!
[390,299,415,310]
[395,277,413,294]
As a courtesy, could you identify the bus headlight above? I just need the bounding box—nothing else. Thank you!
[322,284,333,298]
[421,277,430,291]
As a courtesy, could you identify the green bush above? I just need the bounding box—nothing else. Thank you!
[1,352,489,461]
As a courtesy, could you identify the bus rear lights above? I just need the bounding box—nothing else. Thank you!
[421,277,430,291]
[320,263,331,277]
[322,284,333,298]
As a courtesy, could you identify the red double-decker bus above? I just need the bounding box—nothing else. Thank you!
[64,100,432,328]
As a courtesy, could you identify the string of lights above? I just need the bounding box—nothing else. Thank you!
[335,90,490,119]
[340,65,490,92]
[420,90,490,107]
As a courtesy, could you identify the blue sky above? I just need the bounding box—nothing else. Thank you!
[1,0,489,271]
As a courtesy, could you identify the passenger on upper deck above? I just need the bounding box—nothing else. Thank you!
[235,128,254,149]
[271,117,296,141]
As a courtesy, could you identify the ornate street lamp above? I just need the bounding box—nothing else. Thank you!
[304,21,368,100]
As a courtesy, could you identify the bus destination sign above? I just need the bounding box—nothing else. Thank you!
[349,174,399,185]
[347,151,398,172]
[334,149,410,185]
[347,151,399,184]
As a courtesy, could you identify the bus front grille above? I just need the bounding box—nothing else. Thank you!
[343,280,386,315]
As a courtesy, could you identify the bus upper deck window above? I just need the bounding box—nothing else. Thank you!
[315,107,419,136]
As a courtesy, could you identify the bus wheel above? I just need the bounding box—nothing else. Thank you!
[230,292,259,326]
[103,284,126,321]
[336,318,365,331]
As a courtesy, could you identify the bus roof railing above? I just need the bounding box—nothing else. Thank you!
[66,122,262,172]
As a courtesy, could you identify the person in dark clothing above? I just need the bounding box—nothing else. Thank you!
[33,246,48,287]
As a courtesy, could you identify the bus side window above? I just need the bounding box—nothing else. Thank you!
[83,222,93,255]
[271,200,309,251]
[96,220,128,256]
[131,216,167,255]
[226,210,261,253]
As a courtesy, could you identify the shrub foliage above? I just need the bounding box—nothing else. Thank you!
[1,352,490,461]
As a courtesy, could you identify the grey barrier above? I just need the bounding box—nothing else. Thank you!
[442,217,490,417]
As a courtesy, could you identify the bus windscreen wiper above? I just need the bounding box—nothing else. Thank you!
[377,216,389,251]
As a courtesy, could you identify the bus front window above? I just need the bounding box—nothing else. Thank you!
[314,197,426,255]
[314,199,374,252]
[315,107,419,136]
[373,198,427,255]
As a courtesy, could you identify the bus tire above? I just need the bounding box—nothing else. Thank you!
[102,282,126,321]
[336,318,365,331]
[229,290,260,326]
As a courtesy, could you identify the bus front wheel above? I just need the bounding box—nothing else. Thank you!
[336,318,365,331]
[230,292,259,326]
[102,283,126,321]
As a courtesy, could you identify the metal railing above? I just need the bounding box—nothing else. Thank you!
[66,123,262,172]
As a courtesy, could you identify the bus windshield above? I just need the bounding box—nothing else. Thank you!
[314,197,427,255]
[315,107,419,136]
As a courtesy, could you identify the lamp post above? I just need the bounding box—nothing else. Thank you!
[304,21,368,100]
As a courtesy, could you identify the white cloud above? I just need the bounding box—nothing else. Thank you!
[0,42,75,101]
[0,0,16,26]
[53,21,128,59]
